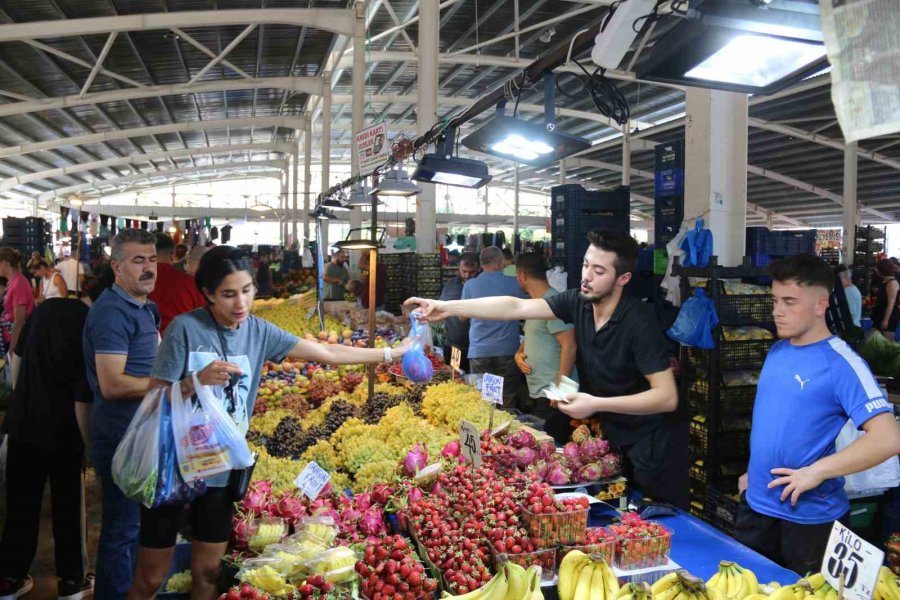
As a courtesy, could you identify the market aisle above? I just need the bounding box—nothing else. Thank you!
[0,468,101,600]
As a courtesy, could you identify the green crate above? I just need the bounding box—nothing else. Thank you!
[653,249,668,275]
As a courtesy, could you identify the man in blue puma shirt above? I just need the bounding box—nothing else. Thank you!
[737,255,900,574]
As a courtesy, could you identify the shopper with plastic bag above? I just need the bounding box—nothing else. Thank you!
[128,246,417,600]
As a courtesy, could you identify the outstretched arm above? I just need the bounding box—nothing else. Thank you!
[404,295,555,323]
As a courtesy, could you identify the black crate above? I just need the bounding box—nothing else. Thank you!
[689,460,744,492]
[705,487,739,535]
[715,294,774,325]
[688,416,751,460]
[686,338,775,371]
[689,500,705,520]
[686,378,757,416]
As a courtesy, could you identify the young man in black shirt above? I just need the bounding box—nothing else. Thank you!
[406,230,687,507]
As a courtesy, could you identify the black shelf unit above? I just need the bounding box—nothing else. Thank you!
[673,256,775,535]
[853,226,886,297]
[381,253,443,314]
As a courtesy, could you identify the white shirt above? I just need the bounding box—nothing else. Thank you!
[41,273,64,299]
[58,259,83,292]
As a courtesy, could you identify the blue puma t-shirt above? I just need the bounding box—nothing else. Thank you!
[747,336,893,524]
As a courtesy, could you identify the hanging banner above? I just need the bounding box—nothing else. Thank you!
[354,122,389,177]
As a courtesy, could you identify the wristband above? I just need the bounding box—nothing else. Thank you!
[383,347,392,362]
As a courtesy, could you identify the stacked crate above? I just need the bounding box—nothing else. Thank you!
[412,254,443,299]
[745,227,818,268]
[2,217,47,257]
[675,258,776,536]
[381,254,405,314]
[853,226,886,297]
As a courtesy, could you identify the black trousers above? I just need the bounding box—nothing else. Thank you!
[735,492,849,575]
[619,422,690,510]
[442,344,470,374]
[0,437,86,582]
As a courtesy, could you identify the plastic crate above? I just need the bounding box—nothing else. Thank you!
[686,337,775,371]
[689,460,744,491]
[715,294,774,325]
[686,378,757,416]
[704,487,739,535]
[688,416,750,460]
[689,500,705,520]
[745,227,771,256]
[653,249,668,275]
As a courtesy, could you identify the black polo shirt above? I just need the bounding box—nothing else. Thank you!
[545,289,672,447]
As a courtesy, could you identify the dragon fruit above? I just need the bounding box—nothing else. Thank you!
[507,428,536,449]
[371,483,394,506]
[537,439,557,460]
[441,439,461,459]
[408,486,424,504]
[577,463,603,482]
[431,480,444,496]
[354,492,373,511]
[571,424,591,444]
[546,463,572,485]
[601,453,622,478]
[240,481,271,516]
[563,442,581,465]
[579,438,606,463]
[272,491,306,527]
[231,511,254,549]
[533,461,551,481]
[515,446,538,469]
[402,443,428,477]
[359,508,387,537]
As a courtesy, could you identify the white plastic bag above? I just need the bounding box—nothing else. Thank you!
[547,266,567,293]
[835,419,900,497]
[171,373,254,483]
[112,386,164,506]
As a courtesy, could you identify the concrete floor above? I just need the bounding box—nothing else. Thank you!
[0,468,102,600]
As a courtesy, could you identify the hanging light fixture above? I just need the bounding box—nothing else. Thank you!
[333,226,386,251]
[371,166,421,197]
[412,127,492,189]
[69,194,84,208]
[344,186,381,206]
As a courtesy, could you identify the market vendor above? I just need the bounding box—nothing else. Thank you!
[736,255,900,575]
[405,230,686,507]
[127,246,415,600]
[322,249,350,300]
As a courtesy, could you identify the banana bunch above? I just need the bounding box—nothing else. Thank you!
[652,571,721,600]
[558,550,620,600]
[617,582,653,600]
[706,561,760,600]
[442,564,543,600]
[875,566,900,600]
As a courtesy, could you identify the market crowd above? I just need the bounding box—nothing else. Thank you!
[0,227,896,600]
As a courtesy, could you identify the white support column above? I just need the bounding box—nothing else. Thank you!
[292,134,300,247]
[843,141,858,262]
[415,0,439,253]
[513,165,520,242]
[303,114,313,249]
[622,127,631,187]
[350,1,366,240]
[281,173,289,245]
[321,76,332,194]
[558,159,566,185]
[684,88,749,266]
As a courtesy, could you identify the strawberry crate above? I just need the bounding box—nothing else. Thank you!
[615,527,672,570]
[492,547,557,582]
[522,505,589,546]
[558,534,616,566]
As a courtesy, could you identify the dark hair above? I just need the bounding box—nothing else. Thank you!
[459,252,479,266]
[0,276,8,287]
[586,230,639,276]
[515,253,548,281]
[111,228,157,262]
[0,247,22,270]
[29,258,49,271]
[174,244,188,260]
[834,264,849,276]
[502,248,513,260]
[876,258,896,278]
[768,254,834,292]
[195,245,252,300]
[155,233,175,253]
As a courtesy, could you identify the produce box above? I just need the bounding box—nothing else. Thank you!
[523,504,588,545]
[615,527,672,570]
[558,534,616,565]
[492,547,556,581]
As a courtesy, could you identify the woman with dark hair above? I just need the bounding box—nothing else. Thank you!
[29,257,68,303]
[872,258,899,340]
[0,248,34,387]
[127,246,414,600]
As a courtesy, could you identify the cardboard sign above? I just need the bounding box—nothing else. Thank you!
[459,419,482,469]
[294,461,331,500]
[354,121,389,176]
[822,521,883,600]
[450,346,462,373]
[481,373,504,405]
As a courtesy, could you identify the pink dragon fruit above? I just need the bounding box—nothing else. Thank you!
[515,446,538,469]
[577,463,603,482]
[359,508,387,537]
[571,425,591,444]
[407,486,424,504]
[563,442,582,465]
[533,461,551,482]
[240,481,271,516]
[546,463,572,485]
[431,480,445,496]
[230,511,254,549]
[537,440,557,460]
[600,453,622,478]
[401,443,428,477]
[354,492,373,511]
[272,491,306,527]
[507,428,536,449]
[441,439,461,459]
[579,438,606,464]
[341,507,363,525]
[370,483,394,506]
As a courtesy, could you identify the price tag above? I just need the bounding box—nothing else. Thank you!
[294,461,331,500]
[821,521,883,600]
[481,373,504,405]
[450,346,462,373]
[459,419,482,469]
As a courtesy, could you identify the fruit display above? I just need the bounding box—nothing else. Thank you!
[651,572,719,600]
[440,563,544,600]
[557,550,620,600]
[530,425,622,486]
[355,534,440,600]
[875,566,900,600]
[522,486,590,545]
[617,583,653,600]
[721,327,773,342]
[559,527,618,565]
[706,561,759,600]
[218,582,279,600]
[165,570,192,593]
[608,513,672,570]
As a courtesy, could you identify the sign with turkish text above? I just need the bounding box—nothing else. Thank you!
[354,121,389,176]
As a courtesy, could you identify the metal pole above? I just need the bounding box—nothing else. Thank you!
[622,125,631,187]
[321,76,332,194]
[513,164,520,242]
[292,136,299,246]
[558,159,566,185]
[367,183,378,402]
[281,174,288,245]
[350,1,366,240]
[513,0,520,59]
[415,0,439,254]
[303,114,313,249]
[843,141,858,263]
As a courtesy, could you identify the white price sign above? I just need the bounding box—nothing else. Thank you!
[459,419,482,469]
[450,346,462,373]
[294,461,332,500]
[821,521,884,600]
[481,373,504,405]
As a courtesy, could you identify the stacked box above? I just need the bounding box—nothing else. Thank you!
[381,254,405,314]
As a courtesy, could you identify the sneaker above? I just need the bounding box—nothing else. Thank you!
[0,576,34,600]
[58,575,93,600]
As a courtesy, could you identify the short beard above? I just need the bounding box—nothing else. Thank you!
[580,289,612,305]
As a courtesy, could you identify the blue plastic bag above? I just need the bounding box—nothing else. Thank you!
[402,313,434,383]
[667,288,719,349]
[154,388,206,508]
[679,218,713,267]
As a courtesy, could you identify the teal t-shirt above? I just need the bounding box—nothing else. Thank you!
[324,262,349,300]
[523,289,577,397]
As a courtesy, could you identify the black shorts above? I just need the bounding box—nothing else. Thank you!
[139,487,234,549]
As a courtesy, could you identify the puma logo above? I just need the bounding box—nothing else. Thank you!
[794,374,810,390]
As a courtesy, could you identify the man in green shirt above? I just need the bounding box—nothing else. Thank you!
[514,253,577,437]
[323,250,350,300]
